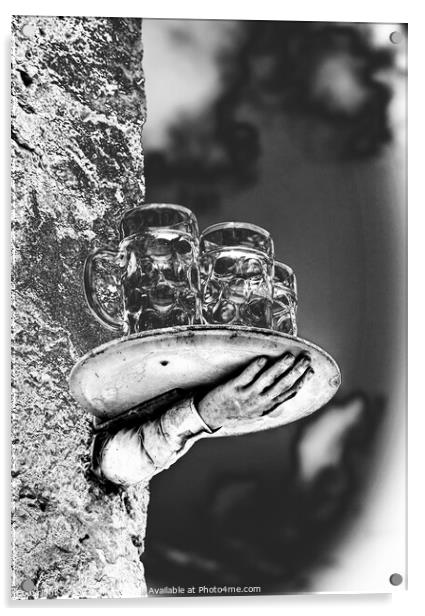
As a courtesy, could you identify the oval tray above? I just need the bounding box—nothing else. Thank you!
[69,325,341,436]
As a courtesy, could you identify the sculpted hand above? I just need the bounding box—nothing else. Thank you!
[197,352,314,430]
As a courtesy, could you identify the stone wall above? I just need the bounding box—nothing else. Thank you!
[11,16,148,599]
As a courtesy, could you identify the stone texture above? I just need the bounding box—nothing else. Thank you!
[11,16,148,599]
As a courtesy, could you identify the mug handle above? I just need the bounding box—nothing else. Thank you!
[83,248,123,332]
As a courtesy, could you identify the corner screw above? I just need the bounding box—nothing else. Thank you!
[390,31,402,45]
[389,573,403,586]
[21,578,36,593]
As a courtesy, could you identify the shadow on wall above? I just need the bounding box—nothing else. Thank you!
[144,20,405,212]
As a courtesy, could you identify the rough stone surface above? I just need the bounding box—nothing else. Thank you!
[11,16,148,599]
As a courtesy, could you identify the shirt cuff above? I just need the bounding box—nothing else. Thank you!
[160,394,214,445]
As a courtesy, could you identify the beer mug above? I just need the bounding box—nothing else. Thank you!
[200,222,274,328]
[272,261,298,335]
[84,204,202,334]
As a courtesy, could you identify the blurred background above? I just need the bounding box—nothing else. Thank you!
[140,19,407,594]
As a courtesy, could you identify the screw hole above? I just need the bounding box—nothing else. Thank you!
[160,360,169,367]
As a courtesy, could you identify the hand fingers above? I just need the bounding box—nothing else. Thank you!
[233,356,268,388]
[263,367,314,413]
[250,352,296,391]
[264,354,312,398]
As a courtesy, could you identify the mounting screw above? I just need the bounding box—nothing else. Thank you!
[21,578,36,593]
[21,23,37,39]
[389,573,403,586]
[389,31,402,45]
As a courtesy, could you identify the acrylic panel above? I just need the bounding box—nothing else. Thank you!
[11,16,407,599]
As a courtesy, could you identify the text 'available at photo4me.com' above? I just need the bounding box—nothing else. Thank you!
[148,584,262,597]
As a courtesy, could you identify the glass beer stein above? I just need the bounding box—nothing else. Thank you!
[271,261,298,335]
[199,222,274,328]
[84,204,202,334]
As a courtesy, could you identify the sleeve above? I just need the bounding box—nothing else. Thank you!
[96,395,219,487]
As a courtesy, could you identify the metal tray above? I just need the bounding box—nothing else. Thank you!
[69,325,341,436]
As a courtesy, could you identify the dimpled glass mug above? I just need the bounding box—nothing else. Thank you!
[199,222,274,328]
[84,204,202,334]
[272,261,298,335]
